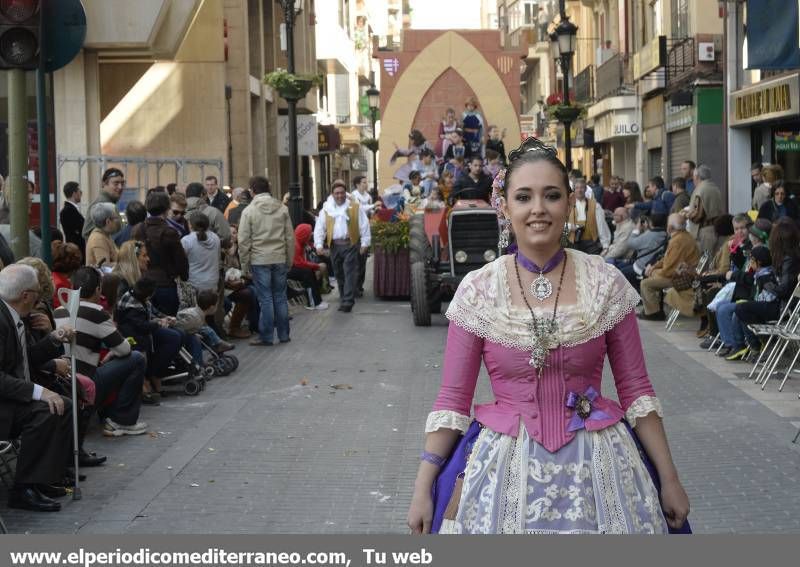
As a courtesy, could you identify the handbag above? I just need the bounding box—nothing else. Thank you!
[671,263,695,292]
[430,421,482,533]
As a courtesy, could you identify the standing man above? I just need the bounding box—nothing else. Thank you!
[60,181,85,255]
[567,178,611,255]
[685,164,724,255]
[351,176,374,297]
[238,176,294,345]
[82,168,126,240]
[314,180,371,313]
[205,175,230,214]
[186,182,232,247]
[602,175,626,212]
[670,177,691,214]
[452,156,493,203]
[680,160,696,195]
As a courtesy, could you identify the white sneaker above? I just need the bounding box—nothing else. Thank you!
[103,418,148,437]
[315,301,330,311]
[329,277,337,286]
[304,304,316,310]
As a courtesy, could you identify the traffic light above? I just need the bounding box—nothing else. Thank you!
[0,0,40,70]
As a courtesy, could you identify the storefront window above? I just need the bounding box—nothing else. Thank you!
[774,123,800,197]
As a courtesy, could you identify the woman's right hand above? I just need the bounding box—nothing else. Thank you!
[407,489,434,534]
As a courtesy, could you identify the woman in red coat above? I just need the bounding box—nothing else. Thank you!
[289,224,328,310]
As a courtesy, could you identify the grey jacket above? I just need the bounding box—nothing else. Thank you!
[629,228,668,271]
[237,193,294,275]
[186,197,231,248]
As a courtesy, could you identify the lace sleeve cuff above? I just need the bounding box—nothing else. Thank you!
[625,396,664,428]
[425,410,472,433]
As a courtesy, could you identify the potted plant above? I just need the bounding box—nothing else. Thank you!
[263,68,323,100]
[544,91,585,123]
[361,138,379,153]
[371,213,411,298]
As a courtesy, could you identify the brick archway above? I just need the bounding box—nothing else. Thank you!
[379,31,521,188]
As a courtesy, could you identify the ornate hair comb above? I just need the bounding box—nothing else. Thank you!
[507,136,558,163]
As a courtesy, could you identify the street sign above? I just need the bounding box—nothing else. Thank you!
[43,0,86,73]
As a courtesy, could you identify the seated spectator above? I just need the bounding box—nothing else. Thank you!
[17,257,106,469]
[113,240,149,298]
[175,289,234,354]
[84,203,121,268]
[133,191,189,316]
[114,200,146,247]
[418,150,439,196]
[715,246,775,360]
[438,170,455,203]
[451,156,492,203]
[603,207,635,260]
[224,222,257,338]
[166,192,190,238]
[732,219,800,361]
[290,223,329,311]
[182,212,221,294]
[611,214,669,287]
[51,240,83,308]
[696,214,751,343]
[116,276,187,405]
[1,264,73,512]
[54,267,147,436]
[748,217,772,248]
[100,273,122,319]
[757,181,799,222]
[638,213,700,321]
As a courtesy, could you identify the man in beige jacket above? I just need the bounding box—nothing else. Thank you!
[238,176,294,346]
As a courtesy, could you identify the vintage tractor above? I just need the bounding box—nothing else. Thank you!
[408,200,501,326]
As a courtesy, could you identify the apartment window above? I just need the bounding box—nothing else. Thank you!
[498,5,507,31]
[523,1,538,26]
[338,0,350,31]
[671,0,689,38]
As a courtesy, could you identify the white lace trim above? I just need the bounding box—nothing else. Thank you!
[625,396,664,428]
[425,410,471,433]
[445,250,642,350]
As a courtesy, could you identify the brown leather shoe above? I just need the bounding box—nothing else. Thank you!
[228,328,251,339]
[214,340,235,353]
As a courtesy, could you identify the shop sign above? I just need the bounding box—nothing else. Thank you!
[729,74,800,127]
[520,114,536,140]
[594,110,640,142]
[633,36,666,80]
[318,125,341,153]
[665,101,694,132]
[278,115,319,156]
[775,131,800,152]
[350,154,368,171]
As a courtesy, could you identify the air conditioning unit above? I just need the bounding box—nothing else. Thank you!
[698,42,715,62]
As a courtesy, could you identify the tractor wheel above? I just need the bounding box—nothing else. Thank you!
[408,214,430,264]
[410,261,432,327]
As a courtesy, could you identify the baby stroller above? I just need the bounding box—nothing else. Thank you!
[196,333,239,378]
[160,345,213,396]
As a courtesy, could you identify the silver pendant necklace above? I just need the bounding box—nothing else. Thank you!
[530,273,553,301]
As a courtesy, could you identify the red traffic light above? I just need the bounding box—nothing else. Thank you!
[0,0,38,23]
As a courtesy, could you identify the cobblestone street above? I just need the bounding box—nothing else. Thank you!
[2,273,800,534]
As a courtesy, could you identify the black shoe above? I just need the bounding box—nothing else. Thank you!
[339,305,353,313]
[279,338,291,344]
[141,392,161,406]
[637,311,666,321]
[699,337,715,350]
[716,346,733,357]
[79,449,107,467]
[36,484,67,499]
[7,486,61,512]
[355,290,364,298]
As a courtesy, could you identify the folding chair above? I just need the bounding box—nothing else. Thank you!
[665,251,710,332]
[748,281,800,387]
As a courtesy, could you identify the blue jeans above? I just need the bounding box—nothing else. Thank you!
[94,351,146,426]
[251,264,290,343]
[716,301,745,349]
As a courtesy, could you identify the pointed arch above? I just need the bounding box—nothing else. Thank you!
[379,31,521,188]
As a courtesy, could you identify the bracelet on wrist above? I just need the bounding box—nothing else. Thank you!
[420,451,447,467]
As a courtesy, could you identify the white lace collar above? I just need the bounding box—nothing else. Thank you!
[445,250,641,349]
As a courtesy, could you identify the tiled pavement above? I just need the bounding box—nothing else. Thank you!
[1,279,799,534]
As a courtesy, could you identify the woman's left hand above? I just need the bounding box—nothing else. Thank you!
[30,312,53,332]
[660,478,690,530]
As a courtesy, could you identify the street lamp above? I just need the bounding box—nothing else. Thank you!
[552,1,578,171]
[366,84,380,196]
[276,0,304,227]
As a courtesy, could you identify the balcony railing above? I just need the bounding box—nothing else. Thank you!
[665,36,723,88]
[595,53,633,100]
[574,65,595,104]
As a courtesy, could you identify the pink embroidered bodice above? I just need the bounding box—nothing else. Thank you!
[427,251,663,453]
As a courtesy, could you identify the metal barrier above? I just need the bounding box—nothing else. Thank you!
[56,155,224,204]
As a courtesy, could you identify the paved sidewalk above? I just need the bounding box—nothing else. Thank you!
[1,283,799,533]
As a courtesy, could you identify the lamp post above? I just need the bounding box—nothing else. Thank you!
[366,84,380,196]
[277,0,303,227]
[551,1,578,171]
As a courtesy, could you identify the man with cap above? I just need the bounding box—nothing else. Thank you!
[82,168,126,240]
[314,180,370,312]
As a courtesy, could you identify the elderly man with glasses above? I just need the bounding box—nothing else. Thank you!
[0,264,74,512]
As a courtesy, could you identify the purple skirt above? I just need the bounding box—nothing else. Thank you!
[430,420,691,534]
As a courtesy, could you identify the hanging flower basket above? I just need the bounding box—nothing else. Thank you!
[361,138,379,153]
[550,105,583,123]
[263,69,322,101]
